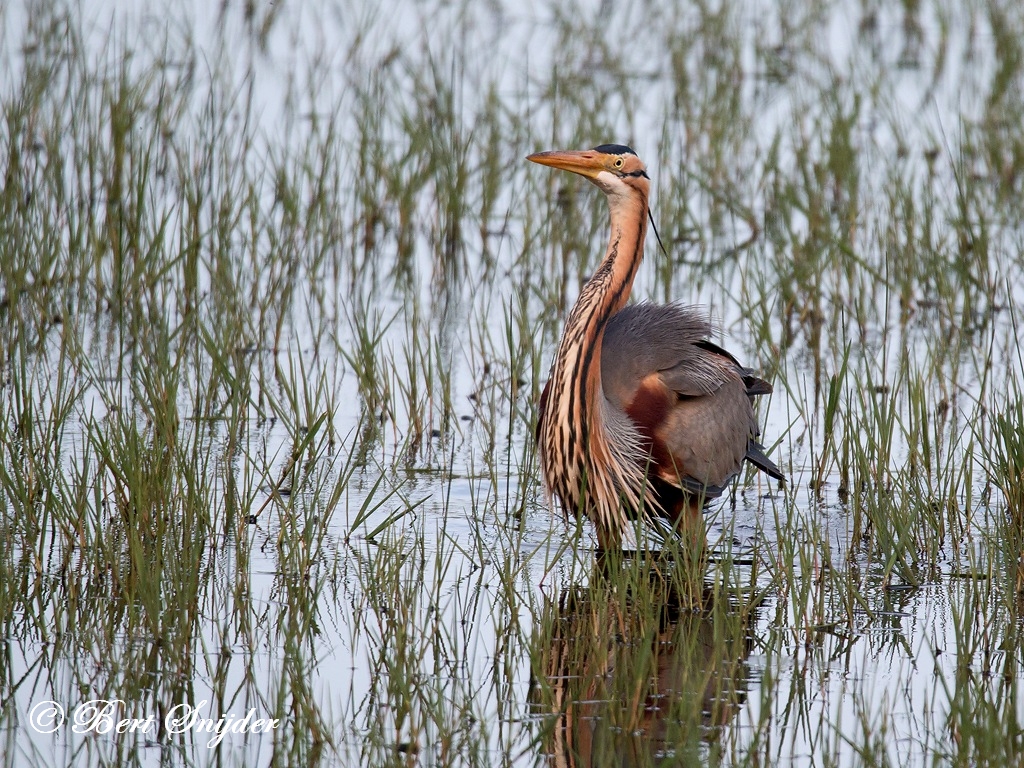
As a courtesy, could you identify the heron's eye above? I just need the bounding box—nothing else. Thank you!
[613,157,624,169]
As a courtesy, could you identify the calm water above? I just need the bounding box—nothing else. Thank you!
[3,0,1023,765]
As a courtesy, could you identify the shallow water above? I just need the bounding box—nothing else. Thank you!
[2,0,1024,766]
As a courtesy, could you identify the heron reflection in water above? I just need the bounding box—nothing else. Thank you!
[529,559,759,765]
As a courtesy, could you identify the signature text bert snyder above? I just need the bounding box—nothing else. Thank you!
[29,699,281,747]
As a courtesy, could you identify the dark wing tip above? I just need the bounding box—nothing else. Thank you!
[676,475,729,498]
[693,338,775,397]
[745,442,786,483]
[743,374,774,397]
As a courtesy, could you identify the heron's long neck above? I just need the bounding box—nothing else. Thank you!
[592,192,648,319]
[541,187,650,533]
[569,191,647,365]
[556,190,648,423]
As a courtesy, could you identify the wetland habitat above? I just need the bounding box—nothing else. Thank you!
[3,0,1024,765]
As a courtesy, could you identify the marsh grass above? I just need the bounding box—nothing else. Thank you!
[4,0,1024,766]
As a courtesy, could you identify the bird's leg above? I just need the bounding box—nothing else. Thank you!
[594,523,621,554]
[672,496,708,594]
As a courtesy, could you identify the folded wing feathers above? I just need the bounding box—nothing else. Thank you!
[603,301,785,488]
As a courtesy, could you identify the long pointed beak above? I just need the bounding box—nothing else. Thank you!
[527,149,603,179]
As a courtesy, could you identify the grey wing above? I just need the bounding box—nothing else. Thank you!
[602,303,781,493]
[602,303,740,406]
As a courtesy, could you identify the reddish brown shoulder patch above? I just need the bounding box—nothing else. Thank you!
[624,374,674,473]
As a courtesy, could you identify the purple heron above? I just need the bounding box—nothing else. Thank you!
[530,144,783,550]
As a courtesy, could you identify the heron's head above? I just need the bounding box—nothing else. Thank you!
[527,144,649,201]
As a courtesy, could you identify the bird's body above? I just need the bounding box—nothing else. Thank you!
[530,144,783,550]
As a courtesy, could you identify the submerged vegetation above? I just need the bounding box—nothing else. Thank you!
[2,0,1024,765]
